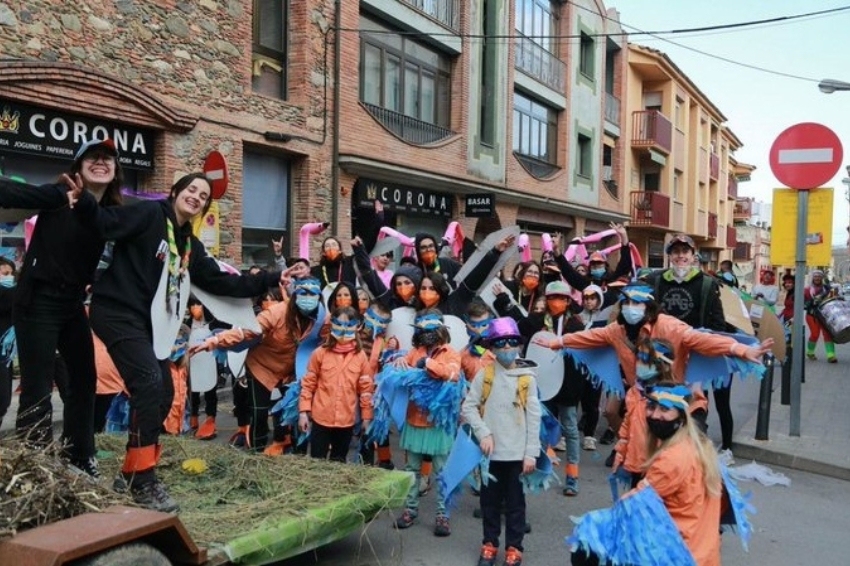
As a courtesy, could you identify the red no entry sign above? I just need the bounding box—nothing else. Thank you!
[203,151,229,199]
[769,123,843,190]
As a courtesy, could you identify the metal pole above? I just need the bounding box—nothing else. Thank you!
[790,190,808,436]
[780,345,790,405]
[755,355,774,440]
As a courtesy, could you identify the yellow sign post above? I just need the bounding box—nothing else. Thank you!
[192,200,220,257]
[770,187,833,266]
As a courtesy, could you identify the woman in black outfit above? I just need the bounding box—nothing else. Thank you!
[0,138,123,477]
[72,172,284,513]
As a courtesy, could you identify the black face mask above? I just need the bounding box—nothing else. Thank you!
[416,331,440,347]
[646,417,683,441]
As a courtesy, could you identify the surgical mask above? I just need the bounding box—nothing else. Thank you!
[672,266,690,280]
[335,296,352,309]
[190,305,204,321]
[646,417,683,440]
[0,275,14,288]
[635,363,659,382]
[324,248,341,262]
[522,275,539,291]
[621,304,646,325]
[395,281,416,302]
[495,349,519,368]
[419,289,440,308]
[295,295,319,313]
[420,250,437,266]
[547,297,569,317]
[590,268,606,279]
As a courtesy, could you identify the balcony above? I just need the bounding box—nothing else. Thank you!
[362,102,456,145]
[727,225,737,249]
[401,0,459,30]
[727,174,738,199]
[515,34,566,92]
[733,198,752,220]
[630,191,670,229]
[708,212,718,239]
[631,110,672,154]
[604,92,620,127]
[709,152,719,181]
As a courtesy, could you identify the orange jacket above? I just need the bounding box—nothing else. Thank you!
[615,387,648,473]
[298,347,373,427]
[404,345,461,427]
[638,439,721,566]
[461,346,495,382]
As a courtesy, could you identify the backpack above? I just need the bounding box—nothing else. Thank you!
[479,363,532,416]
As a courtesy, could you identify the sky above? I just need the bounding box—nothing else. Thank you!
[608,0,850,247]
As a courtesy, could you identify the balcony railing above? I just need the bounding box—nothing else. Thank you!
[630,190,670,229]
[708,212,718,239]
[709,152,720,181]
[401,0,459,30]
[515,34,565,92]
[728,174,738,199]
[631,110,672,154]
[727,225,737,249]
[604,92,620,127]
[362,102,456,145]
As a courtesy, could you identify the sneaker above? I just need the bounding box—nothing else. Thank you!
[377,459,395,471]
[828,356,837,363]
[600,428,616,445]
[229,425,251,449]
[717,448,735,466]
[263,441,288,456]
[189,415,199,431]
[195,416,217,440]
[434,515,451,537]
[582,436,597,451]
[554,437,567,451]
[806,353,816,360]
[563,476,579,496]
[130,479,180,513]
[112,474,128,493]
[605,449,616,468]
[395,509,417,529]
[69,456,100,480]
[418,474,432,496]
[503,546,523,566]
[477,542,498,566]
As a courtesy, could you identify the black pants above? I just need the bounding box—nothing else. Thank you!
[190,389,218,418]
[480,460,526,551]
[232,377,250,427]
[0,361,12,429]
[713,381,734,450]
[14,290,96,460]
[94,393,117,433]
[309,422,353,462]
[246,370,273,449]
[571,548,635,566]
[580,383,602,437]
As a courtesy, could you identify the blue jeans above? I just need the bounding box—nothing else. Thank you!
[404,451,448,516]
[556,403,580,472]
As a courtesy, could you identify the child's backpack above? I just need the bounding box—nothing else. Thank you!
[479,363,533,416]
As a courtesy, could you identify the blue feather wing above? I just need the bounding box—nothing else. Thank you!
[720,464,756,551]
[436,426,483,510]
[686,329,766,390]
[564,346,625,398]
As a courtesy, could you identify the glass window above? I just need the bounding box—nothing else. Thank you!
[577,134,592,177]
[362,44,382,105]
[579,32,594,78]
[515,0,557,53]
[513,91,557,163]
[242,150,289,267]
[252,0,287,99]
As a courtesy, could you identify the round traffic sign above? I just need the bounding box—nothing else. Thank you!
[769,123,843,190]
[203,151,229,199]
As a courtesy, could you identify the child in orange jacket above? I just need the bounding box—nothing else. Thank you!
[298,306,373,462]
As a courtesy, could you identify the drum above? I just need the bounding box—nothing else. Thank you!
[816,297,850,344]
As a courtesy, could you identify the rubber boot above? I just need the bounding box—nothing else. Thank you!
[825,342,837,363]
[195,416,217,440]
[806,341,817,360]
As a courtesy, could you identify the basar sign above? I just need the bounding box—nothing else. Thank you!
[464,193,495,217]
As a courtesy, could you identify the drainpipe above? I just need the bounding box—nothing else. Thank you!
[331,0,342,232]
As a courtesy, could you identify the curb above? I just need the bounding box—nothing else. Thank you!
[732,440,850,483]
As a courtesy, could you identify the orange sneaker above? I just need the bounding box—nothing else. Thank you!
[189,415,199,431]
[477,542,498,566]
[195,417,217,440]
[263,441,288,456]
[229,425,251,449]
[504,546,523,566]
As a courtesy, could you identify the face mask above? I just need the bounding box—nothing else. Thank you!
[335,296,352,309]
[621,304,646,325]
[672,266,690,280]
[419,289,440,308]
[522,275,539,291]
[0,275,14,288]
[420,250,437,266]
[395,282,416,302]
[324,249,341,262]
[495,349,519,368]
[547,298,569,317]
[635,363,659,382]
[466,318,491,339]
[590,268,606,279]
[646,417,683,440]
[190,305,204,321]
[295,295,319,313]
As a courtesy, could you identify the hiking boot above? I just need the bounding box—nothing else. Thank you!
[69,456,100,480]
[195,416,217,440]
[563,476,579,496]
[503,546,523,566]
[477,542,498,566]
[600,428,616,445]
[130,479,180,513]
[394,509,417,529]
[582,436,597,451]
[434,515,451,537]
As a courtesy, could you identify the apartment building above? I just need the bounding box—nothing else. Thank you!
[623,44,752,271]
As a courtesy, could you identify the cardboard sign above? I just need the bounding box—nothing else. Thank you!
[745,299,787,360]
[719,285,754,335]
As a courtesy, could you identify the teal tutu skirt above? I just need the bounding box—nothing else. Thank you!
[400,425,453,456]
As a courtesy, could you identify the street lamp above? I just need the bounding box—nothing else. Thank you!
[818,78,850,94]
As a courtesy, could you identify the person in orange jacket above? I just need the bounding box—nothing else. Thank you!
[298,306,373,462]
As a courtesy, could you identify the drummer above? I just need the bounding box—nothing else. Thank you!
[804,270,837,363]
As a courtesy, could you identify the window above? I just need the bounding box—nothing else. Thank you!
[252,0,287,99]
[242,150,289,267]
[513,91,558,164]
[577,134,592,178]
[579,32,594,78]
[515,0,558,53]
[359,15,451,127]
[673,171,681,199]
[644,171,660,191]
[479,0,497,145]
[674,97,684,129]
[647,238,665,268]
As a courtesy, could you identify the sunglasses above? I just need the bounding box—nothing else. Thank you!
[490,337,522,349]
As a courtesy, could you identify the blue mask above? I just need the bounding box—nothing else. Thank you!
[636,363,659,382]
[495,349,519,368]
[466,318,492,340]
[0,275,14,288]
[621,304,646,325]
[590,268,605,279]
[295,296,319,313]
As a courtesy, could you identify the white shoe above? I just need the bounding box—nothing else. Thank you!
[554,437,567,451]
[717,448,735,466]
[582,436,597,451]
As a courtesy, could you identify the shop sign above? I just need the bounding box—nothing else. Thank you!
[464,193,494,217]
[355,177,453,217]
[0,98,155,171]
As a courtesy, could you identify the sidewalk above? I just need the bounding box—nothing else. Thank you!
[733,341,850,482]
